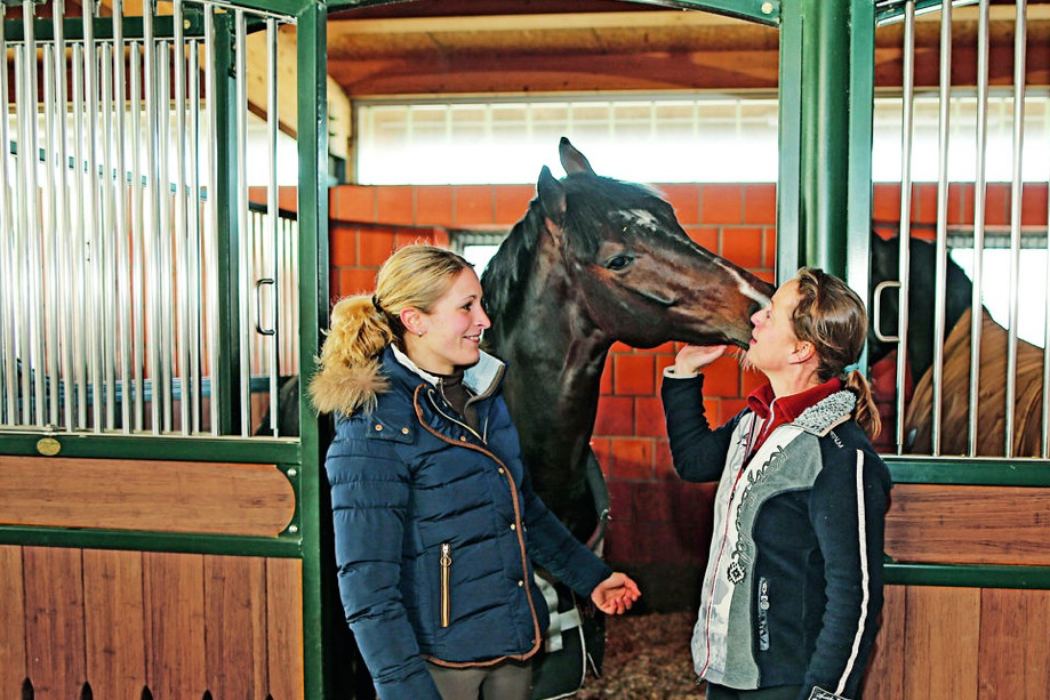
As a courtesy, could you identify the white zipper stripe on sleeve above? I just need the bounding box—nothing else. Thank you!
[836,449,870,695]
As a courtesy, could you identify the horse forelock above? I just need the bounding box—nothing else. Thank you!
[562,175,688,254]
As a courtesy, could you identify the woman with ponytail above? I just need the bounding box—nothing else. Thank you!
[661,268,891,700]
[311,244,639,700]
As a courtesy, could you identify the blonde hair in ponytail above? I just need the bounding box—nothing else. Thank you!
[792,268,881,439]
[309,245,472,416]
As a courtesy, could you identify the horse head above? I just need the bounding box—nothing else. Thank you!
[505,138,772,350]
[482,138,773,535]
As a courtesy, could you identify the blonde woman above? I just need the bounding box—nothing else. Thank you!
[662,268,891,700]
[311,244,640,700]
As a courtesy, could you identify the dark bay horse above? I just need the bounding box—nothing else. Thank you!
[481,138,773,538]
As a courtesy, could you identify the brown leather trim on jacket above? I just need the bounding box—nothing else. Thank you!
[411,384,544,668]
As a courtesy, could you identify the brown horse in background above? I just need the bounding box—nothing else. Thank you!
[904,307,1047,457]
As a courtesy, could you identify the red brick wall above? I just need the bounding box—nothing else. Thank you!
[326,179,1050,573]
[328,182,777,574]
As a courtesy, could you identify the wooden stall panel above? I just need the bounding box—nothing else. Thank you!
[204,556,268,698]
[978,588,1050,700]
[861,584,906,699]
[902,586,980,700]
[0,455,295,536]
[885,484,1050,566]
[23,546,87,698]
[144,552,207,699]
[267,558,305,700]
[83,549,147,699]
[0,546,26,698]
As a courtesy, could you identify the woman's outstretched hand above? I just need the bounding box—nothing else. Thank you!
[673,344,728,377]
[591,572,641,615]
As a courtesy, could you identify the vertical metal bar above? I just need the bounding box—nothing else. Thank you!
[931,0,952,456]
[895,0,915,455]
[204,3,221,435]
[970,0,990,457]
[1004,0,1027,458]
[159,40,173,432]
[144,1,161,433]
[14,46,29,425]
[0,4,15,425]
[296,4,331,694]
[190,40,202,434]
[72,42,87,429]
[1044,129,1050,458]
[114,0,131,433]
[174,0,190,435]
[131,41,145,430]
[84,0,103,431]
[251,211,261,376]
[267,17,279,436]
[23,0,45,426]
[776,4,803,281]
[235,9,250,437]
[292,216,299,379]
[801,0,850,274]
[54,0,73,431]
[845,0,875,383]
[283,217,293,374]
[43,44,59,428]
[101,42,116,429]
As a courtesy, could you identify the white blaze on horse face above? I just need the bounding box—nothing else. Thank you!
[715,259,772,308]
[616,209,661,234]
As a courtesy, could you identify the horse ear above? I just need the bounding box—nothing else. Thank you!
[559,136,594,176]
[537,165,566,227]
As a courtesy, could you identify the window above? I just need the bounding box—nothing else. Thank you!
[356,91,1050,186]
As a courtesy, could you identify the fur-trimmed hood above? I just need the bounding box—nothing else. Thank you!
[309,344,506,417]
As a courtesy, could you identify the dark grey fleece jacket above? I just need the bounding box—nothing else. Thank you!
[662,373,891,700]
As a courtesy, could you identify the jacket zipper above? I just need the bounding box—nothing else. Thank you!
[440,542,453,628]
[412,385,544,666]
[426,390,485,444]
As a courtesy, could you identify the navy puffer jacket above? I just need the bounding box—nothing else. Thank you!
[319,345,612,699]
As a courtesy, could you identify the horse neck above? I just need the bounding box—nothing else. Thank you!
[488,239,612,461]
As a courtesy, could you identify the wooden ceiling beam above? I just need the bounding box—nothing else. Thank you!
[329,10,750,36]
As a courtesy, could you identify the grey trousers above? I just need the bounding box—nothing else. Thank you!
[706,683,804,700]
[427,660,532,700]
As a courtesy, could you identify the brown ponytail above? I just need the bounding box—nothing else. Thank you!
[793,268,881,439]
[845,369,881,439]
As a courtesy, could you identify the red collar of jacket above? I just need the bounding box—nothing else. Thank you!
[744,376,844,450]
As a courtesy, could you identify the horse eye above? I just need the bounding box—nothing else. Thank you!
[605,255,633,271]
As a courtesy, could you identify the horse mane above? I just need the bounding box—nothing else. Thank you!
[481,174,671,325]
[480,199,544,326]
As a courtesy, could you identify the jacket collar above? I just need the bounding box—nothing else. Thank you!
[384,345,506,400]
[746,377,855,437]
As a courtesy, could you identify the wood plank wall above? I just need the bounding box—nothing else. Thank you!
[0,545,304,699]
[862,584,1050,699]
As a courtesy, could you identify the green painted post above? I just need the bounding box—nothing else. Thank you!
[777,4,803,283]
[296,1,331,697]
[777,0,875,286]
[213,11,238,435]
